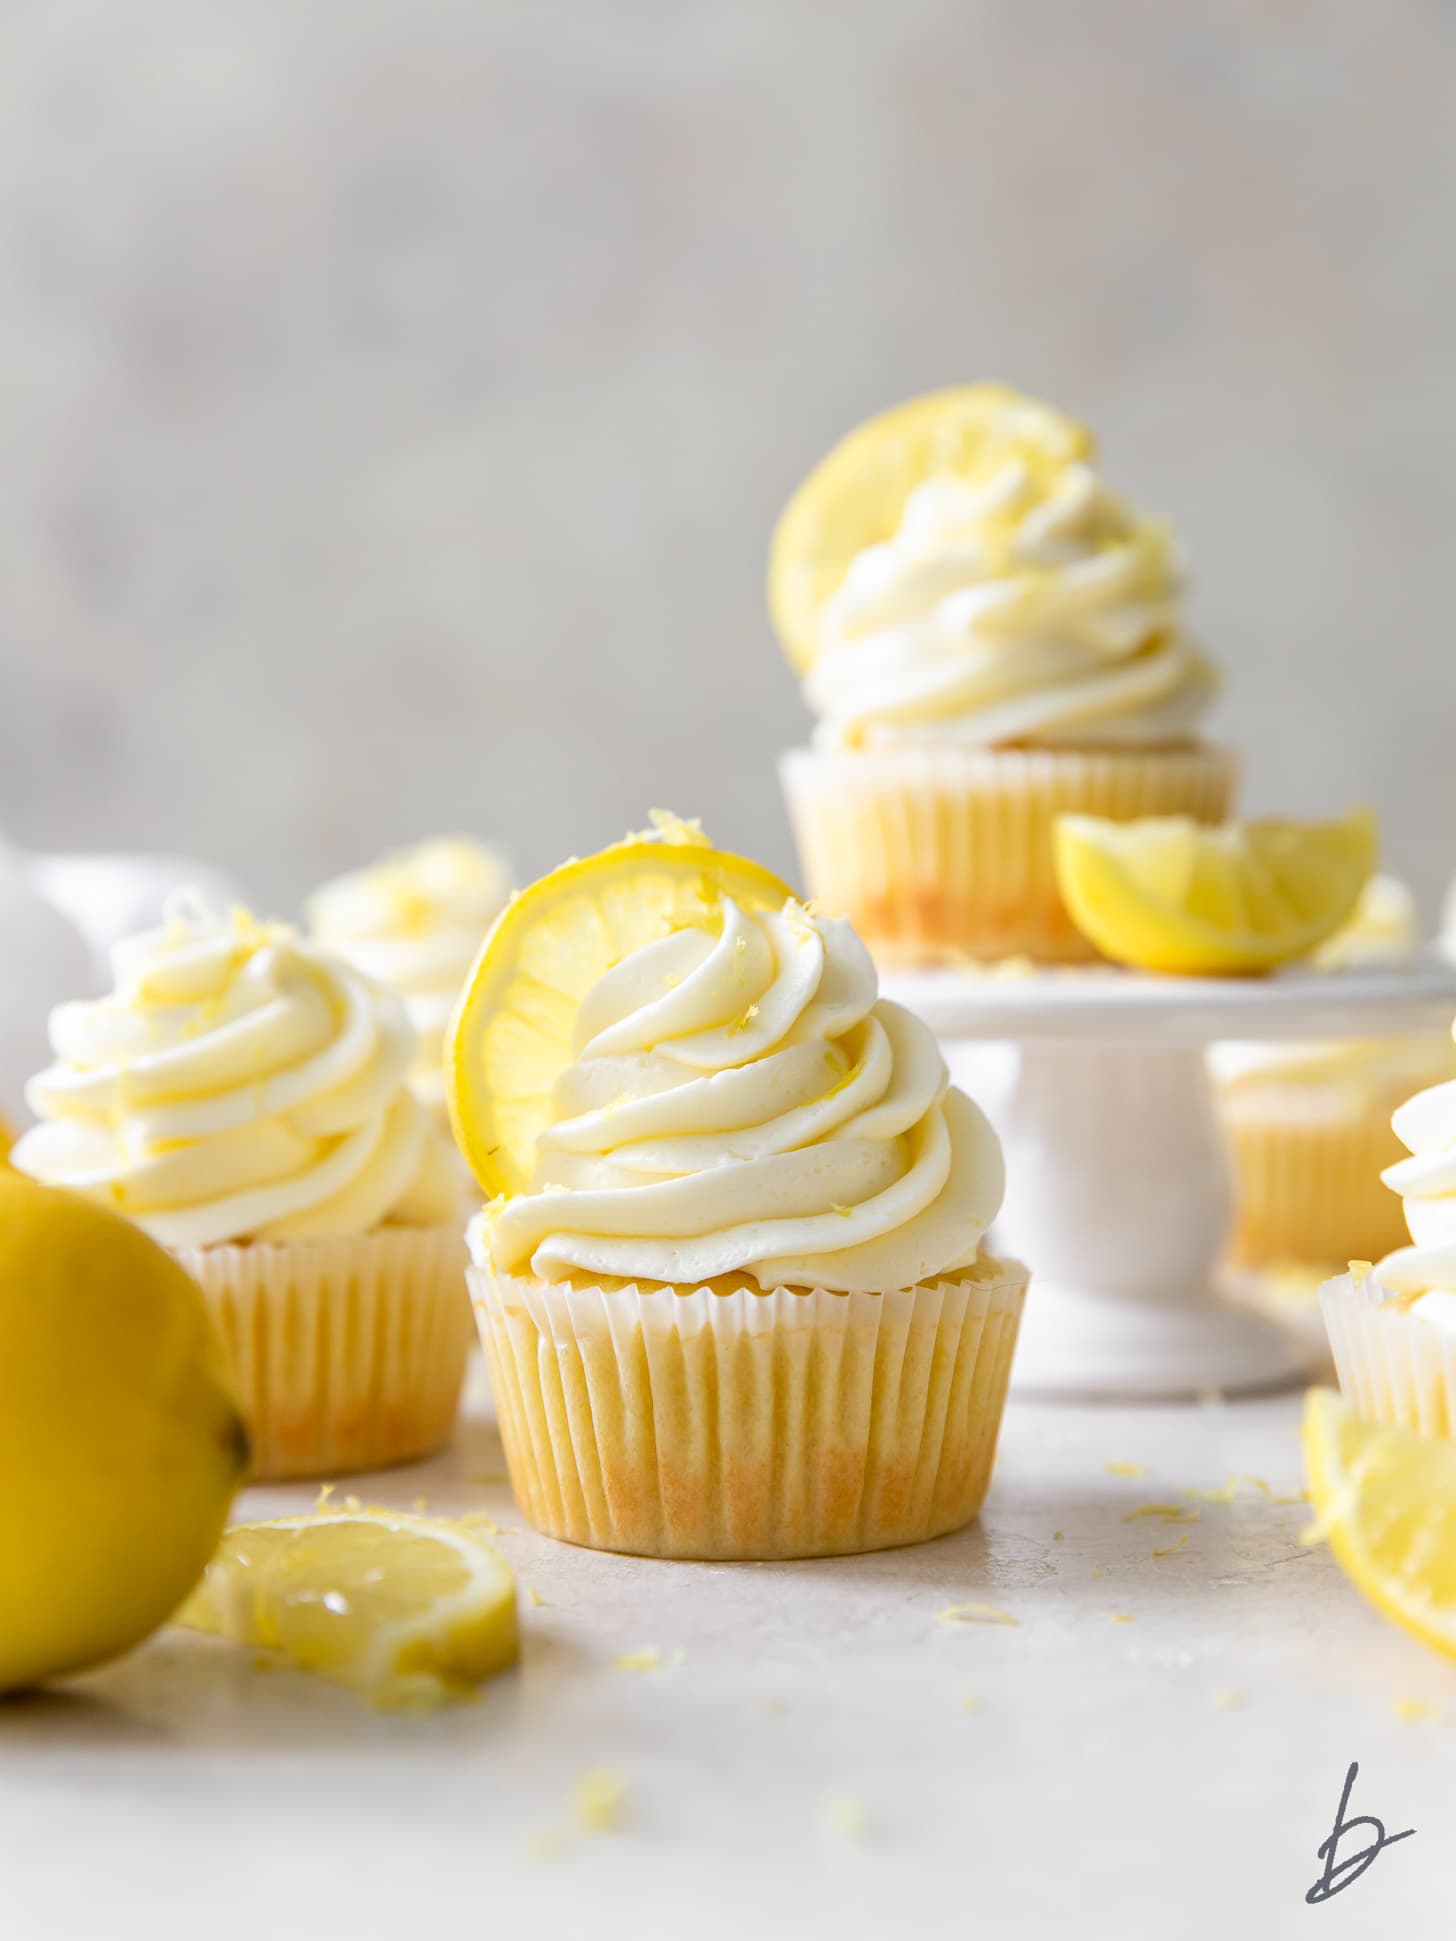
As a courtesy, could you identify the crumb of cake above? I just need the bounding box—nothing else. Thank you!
[314,1483,336,1511]
[1393,1697,1439,1724]
[412,1497,429,1514]
[613,1647,684,1671]
[1052,1530,1065,1542]
[574,1769,627,1832]
[935,1603,1018,1627]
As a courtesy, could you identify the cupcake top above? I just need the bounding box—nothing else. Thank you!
[1376,1053,1456,1302]
[477,892,1005,1292]
[795,385,1216,751]
[1210,878,1453,1098]
[11,902,460,1249]
[307,838,510,1105]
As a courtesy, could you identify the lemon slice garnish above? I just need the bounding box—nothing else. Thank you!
[1052,808,1377,974]
[446,818,794,1199]
[767,384,1090,672]
[178,1510,518,1708]
[1303,1388,1456,1662]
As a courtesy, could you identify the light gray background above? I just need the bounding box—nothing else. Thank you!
[1,1,1452,918]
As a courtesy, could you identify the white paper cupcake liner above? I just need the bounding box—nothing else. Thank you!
[1321,1272,1456,1439]
[176,1224,473,1480]
[780,740,1235,966]
[468,1255,1028,1560]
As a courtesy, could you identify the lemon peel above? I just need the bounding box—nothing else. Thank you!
[935,1603,1018,1627]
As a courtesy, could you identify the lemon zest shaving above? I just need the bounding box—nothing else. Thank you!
[935,1603,1017,1626]
[1122,1503,1200,1524]
[574,1768,627,1832]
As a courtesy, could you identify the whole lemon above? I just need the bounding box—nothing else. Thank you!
[0,1171,248,1693]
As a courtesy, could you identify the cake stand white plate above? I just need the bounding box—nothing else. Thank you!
[884,957,1456,1402]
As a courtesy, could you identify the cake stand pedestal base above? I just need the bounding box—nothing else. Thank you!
[889,957,1456,1404]
[985,1041,1308,1400]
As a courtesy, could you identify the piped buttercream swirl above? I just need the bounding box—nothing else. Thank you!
[479,895,1005,1292]
[308,839,510,1105]
[806,389,1216,750]
[11,904,460,1247]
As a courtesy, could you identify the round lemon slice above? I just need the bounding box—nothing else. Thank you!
[178,1509,518,1708]
[446,816,795,1199]
[767,383,1090,672]
[1053,807,1377,975]
[1303,1387,1456,1662]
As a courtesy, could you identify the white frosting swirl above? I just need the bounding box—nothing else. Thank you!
[11,905,460,1248]
[480,896,1005,1292]
[308,839,509,1105]
[1376,1056,1456,1298]
[806,398,1216,750]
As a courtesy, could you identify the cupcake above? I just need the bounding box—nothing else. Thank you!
[10,903,472,1479]
[449,816,1028,1561]
[771,384,1235,965]
[1212,878,1456,1269]
[307,838,510,1114]
[1322,1049,1456,1438]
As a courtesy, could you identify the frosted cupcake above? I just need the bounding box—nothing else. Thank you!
[449,816,1028,1560]
[307,838,510,1112]
[1322,1047,1456,1438]
[11,904,471,1479]
[1212,878,1456,1268]
[771,385,1234,965]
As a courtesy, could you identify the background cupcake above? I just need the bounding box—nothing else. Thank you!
[1322,1046,1456,1440]
[11,903,472,1479]
[772,384,1234,965]
[449,817,1027,1561]
[1212,876,1456,1271]
[307,838,510,1115]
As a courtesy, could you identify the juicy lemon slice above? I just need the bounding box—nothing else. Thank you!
[1053,808,1377,975]
[1303,1387,1456,1662]
[178,1510,518,1708]
[446,815,794,1199]
[767,383,1090,672]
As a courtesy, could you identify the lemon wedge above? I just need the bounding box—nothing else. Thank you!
[178,1510,519,1708]
[1053,808,1377,975]
[1303,1388,1456,1662]
[447,814,793,1198]
[768,384,1090,672]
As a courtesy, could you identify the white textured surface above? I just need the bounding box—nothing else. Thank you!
[7,1387,1456,1939]
[2,5,1456,914]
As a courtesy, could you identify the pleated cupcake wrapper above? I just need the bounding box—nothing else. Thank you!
[469,1261,1028,1560]
[177,1225,473,1481]
[1219,1094,1412,1268]
[781,741,1235,966]
[1321,1273,1456,1439]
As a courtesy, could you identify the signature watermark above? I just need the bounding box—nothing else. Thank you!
[1305,1761,1415,1905]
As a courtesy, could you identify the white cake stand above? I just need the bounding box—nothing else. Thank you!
[884,957,1456,1402]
